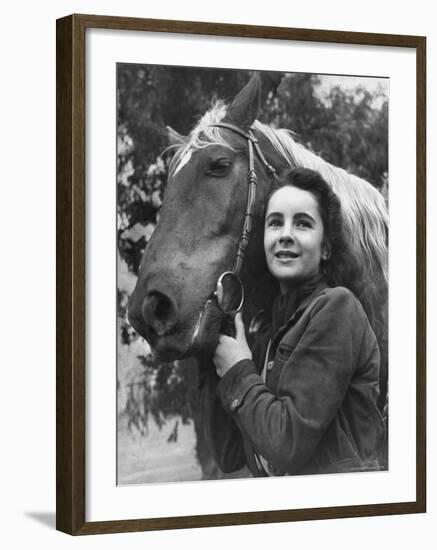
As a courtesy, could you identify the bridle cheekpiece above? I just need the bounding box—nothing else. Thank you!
[191,122,279,347]
[209,122,278,276]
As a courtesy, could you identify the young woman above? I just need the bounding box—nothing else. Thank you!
[203,167,386,477]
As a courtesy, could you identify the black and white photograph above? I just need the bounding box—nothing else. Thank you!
[116,66,389,485]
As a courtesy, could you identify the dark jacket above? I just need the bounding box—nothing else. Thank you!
[201,281,386,476]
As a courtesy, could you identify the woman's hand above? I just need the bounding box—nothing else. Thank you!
[213,312,253,378]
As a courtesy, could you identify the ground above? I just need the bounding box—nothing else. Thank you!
[117,416,202,485]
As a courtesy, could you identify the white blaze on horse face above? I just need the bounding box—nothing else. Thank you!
[173,148,192,176]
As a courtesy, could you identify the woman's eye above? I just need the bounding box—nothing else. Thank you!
[296,220,312,229]
[207,158,232,175]
[267,218,281,227]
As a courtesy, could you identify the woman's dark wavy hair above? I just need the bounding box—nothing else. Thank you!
[266,167,363,292]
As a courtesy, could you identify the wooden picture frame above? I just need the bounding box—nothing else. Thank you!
[56,13,426,535]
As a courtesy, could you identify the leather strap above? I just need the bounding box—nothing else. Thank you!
[209,123,278,275]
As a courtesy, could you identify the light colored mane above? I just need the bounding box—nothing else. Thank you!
[169,100,388,285]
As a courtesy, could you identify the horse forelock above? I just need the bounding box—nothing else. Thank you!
[168,100,233,177]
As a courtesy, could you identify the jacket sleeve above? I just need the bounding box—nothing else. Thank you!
[198,369,246,473]
[216,288,367,474]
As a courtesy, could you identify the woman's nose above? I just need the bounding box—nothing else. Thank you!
[279,225,295,244]
[279,235,293,245]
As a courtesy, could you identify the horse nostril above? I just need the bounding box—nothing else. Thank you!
[142,290,178,337]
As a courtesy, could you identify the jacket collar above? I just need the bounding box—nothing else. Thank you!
[291,278,329,321]
[270,278,330,349]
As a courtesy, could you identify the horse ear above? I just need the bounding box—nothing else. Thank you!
[167,126,188,146]
[225,73,261,129]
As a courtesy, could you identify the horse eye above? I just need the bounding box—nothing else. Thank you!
[207,158,232,176]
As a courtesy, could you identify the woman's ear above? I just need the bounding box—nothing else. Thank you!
[321,241,331,261]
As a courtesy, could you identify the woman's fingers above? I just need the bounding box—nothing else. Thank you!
[214,315,253,378]
[234,312,245,341]
[217,334,232,347]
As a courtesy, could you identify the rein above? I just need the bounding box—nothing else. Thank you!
[209,122,278,275]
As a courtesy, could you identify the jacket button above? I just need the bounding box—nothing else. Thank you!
[267,361,274,371]
[230,398,240,411]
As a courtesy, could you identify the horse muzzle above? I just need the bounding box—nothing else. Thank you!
[128,283,215,361]
[128,272,232,360]
[128,285,179,344]
[141,289,178,337]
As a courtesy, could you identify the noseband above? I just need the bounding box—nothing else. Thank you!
[209,122,278,275]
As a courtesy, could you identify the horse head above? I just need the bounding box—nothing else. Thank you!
[128,74,283,361]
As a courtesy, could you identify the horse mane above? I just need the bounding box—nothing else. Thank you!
[168,100,388,329]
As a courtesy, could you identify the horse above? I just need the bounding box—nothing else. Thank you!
[127,73,388,412]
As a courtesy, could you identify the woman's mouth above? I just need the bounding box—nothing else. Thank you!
[275,250,299,260]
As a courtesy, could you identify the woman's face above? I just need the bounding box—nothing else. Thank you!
[264,185,326,293]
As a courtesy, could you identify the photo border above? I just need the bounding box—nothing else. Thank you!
[56,13,426,535]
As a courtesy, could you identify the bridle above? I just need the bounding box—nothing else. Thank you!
[190,122,279,347]
[190,122,278,347]
[209,122,279,276]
